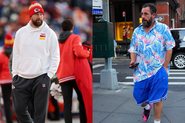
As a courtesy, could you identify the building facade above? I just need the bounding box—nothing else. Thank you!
[109,0,183,42]
[178,0,185,27]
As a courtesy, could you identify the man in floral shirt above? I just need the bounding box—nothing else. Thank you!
[128,3,175,123]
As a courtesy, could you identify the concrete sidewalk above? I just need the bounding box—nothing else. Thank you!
[93,84,185,123]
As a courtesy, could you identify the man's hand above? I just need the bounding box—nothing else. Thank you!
[129,61,139,69]
[129,60,135,67]
[129,52,137,69]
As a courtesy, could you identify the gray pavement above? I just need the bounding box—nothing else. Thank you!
[93,83,185,123]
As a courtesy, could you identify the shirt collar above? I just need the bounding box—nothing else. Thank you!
[27,21,45,31]
[139,20,158,32]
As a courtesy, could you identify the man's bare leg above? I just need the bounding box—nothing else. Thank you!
[153,101,163,121]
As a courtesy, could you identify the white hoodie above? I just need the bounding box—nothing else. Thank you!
[12,21,60,79]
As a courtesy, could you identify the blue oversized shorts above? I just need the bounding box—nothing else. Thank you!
[133,67,168,105]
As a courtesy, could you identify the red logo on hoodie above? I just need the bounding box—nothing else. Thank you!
[39,33,46,40]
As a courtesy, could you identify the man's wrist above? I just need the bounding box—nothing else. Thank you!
[163,64,168,68]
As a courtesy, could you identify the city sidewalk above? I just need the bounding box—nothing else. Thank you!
[93,83,185,123]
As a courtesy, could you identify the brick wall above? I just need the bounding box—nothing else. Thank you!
[156,2,170,26]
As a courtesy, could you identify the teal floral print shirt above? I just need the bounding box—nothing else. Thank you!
[129,21,175,82]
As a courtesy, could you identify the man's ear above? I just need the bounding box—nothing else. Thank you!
[152,13,157,19]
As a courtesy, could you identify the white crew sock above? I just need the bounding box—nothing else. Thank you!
[144,104,151,110]
[154,120,160,123]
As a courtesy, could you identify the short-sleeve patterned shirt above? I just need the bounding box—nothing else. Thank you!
[128,21,175,82]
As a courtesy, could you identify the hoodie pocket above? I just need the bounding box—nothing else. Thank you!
[18,57,42,76]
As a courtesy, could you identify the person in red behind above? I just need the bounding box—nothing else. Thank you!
[82,40,93,72]
[56,19,92,123]
[0,33,14,123]
[74,43,93,123]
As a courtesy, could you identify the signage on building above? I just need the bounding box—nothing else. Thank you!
[115,22,134,41]
[92,0,103,15]
[156,15,165,22]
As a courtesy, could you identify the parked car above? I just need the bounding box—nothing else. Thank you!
[170,28,185,69]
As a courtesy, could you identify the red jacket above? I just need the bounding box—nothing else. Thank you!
[57,34,89,83]
[74,57,92,123]
[83,44,92,63]
[0,51,12,84]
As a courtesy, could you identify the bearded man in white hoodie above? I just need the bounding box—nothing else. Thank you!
[12,1,60,123]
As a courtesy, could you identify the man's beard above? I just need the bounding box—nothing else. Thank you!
[32,19,43,27]
[142,17,153,28]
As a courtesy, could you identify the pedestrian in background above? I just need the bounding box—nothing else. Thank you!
[56,19,91,123]
[82,40,93,72]
[113,40,117,58]
[75,40,93,123]
[128,3,175,123]
[12,1,60,123]
[0,33,14,123]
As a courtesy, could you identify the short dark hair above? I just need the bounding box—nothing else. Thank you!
[142,3,157,14]
[61,19,74,31]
